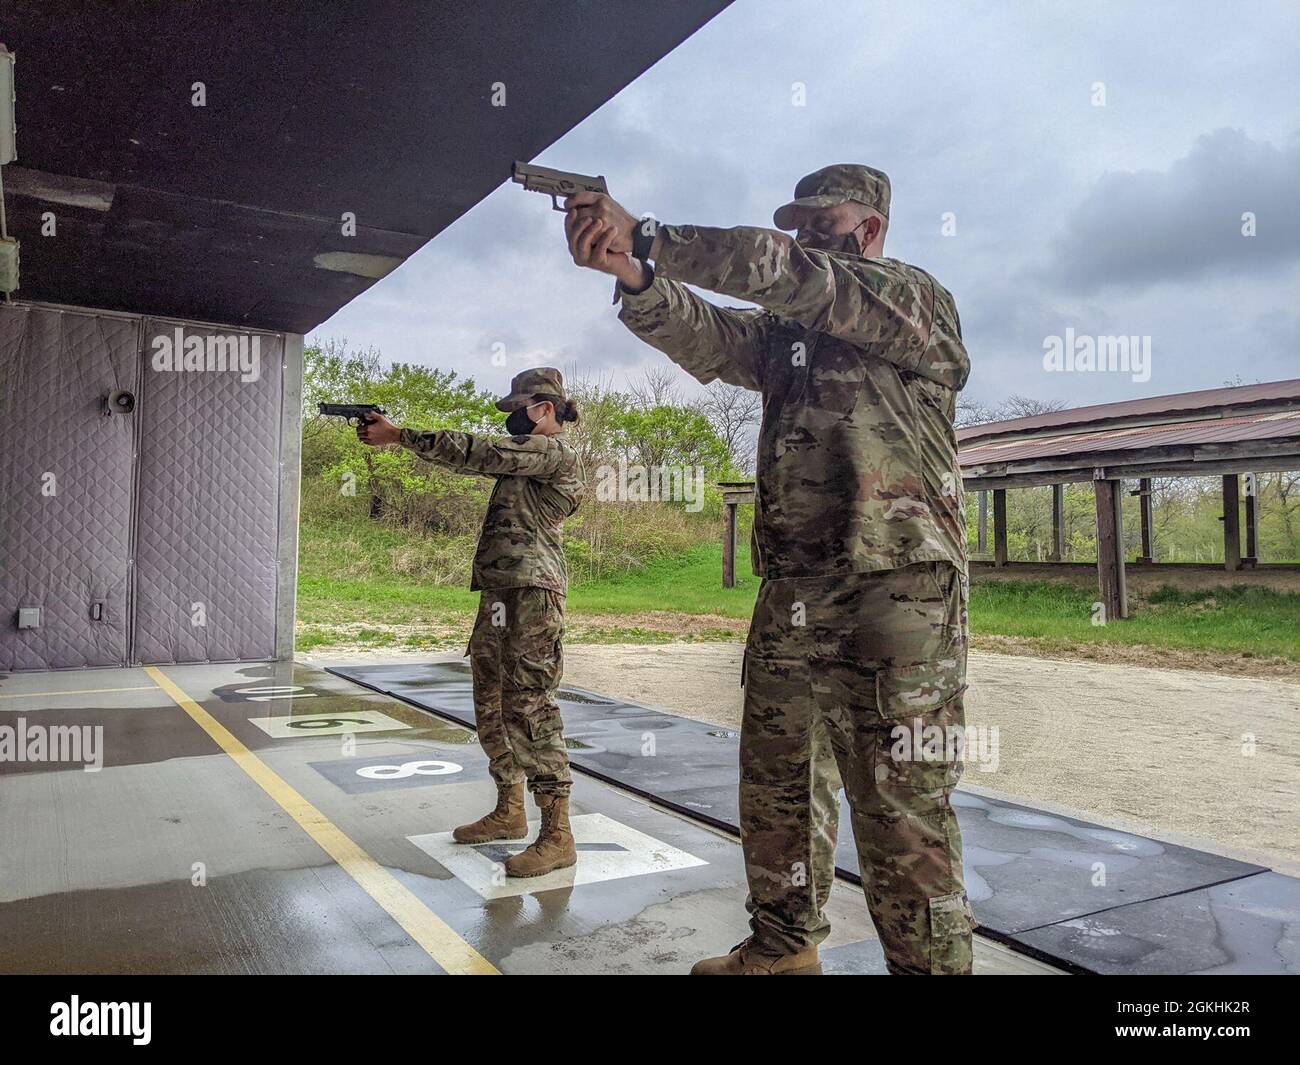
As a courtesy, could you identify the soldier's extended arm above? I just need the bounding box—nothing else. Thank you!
[650,223,967,390]
[399,429,570,479]
[616,272,768,391]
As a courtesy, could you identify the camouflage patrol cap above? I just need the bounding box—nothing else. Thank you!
[496,367,567,412]
[773,163,891,230]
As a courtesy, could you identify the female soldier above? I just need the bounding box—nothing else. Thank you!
[356,368,584,877]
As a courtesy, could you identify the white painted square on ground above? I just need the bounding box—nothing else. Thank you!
[246,708,412,738]
[408,812,708,899]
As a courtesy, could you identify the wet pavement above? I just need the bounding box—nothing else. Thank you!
[0,661,1058,975]
[328,657,1300,975]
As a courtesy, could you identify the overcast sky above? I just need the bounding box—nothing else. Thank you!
[316,0,1300,413]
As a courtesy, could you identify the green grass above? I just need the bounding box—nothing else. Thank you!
[972,579,1299,660]
[567,543,758,617]
[297,535,758,626]
[296,520,478,626]
[296,523,1299,661]
[297,574,478,624]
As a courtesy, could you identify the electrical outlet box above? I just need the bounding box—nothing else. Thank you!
[17,606,40,630]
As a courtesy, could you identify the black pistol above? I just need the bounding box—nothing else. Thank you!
[318,402,386,426]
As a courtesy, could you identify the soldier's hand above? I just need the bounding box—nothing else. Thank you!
[564,191,635,253]
[356,412,400,446]
[564,194,649,290]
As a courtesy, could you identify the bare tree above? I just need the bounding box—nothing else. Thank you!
[559,367,621,479]
[998,394,1067,420]
[956,393,1066,428]
[627,365,680,410]
[955,396,998,428]
[697,382,761,473]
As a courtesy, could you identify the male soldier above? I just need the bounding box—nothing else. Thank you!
[564,166,973,973]
[356,369,585,877]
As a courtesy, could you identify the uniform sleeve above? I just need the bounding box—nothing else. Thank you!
[399,429,570,479]
[616,271,768,391]
[651,223,968,390]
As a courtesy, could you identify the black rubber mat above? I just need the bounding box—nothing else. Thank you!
[1012,871,1300,975]
[328,659,1294,972]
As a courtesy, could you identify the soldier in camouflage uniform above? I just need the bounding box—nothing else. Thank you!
[564,165,974,973]
[356,368,585,878]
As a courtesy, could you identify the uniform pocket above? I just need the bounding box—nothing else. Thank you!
[920,562,966,646]
[875,657,967,722]
[523,704,564,743]
[873,658,967,792]
[467,597,501,658]
[807,338,867,417]
[928,891,974,975]
[509,641,560,692]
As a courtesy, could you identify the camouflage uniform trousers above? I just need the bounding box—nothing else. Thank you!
[467,587,572,798]
[740,560,975,974]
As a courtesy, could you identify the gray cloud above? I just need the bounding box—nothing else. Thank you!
[317,0,1300,413]
[1043,128,1300,293]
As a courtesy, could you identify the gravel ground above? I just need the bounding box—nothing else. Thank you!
[560,642,1300,871]
[303,639,1300,871]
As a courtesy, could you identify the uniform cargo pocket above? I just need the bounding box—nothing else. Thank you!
[872,658,967,792]
[874,657,966,723]
[806,341,867,417]
[509,642,560,692]
[928,891,974,975]
[524,706,564,743]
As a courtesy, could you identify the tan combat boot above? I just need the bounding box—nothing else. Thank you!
[452,783,528,843]
[690,939,822,975]
[504,794,576,877]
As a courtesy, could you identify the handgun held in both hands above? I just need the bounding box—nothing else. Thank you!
[511,161,608,211]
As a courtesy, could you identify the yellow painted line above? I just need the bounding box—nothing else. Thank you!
[0,685,160,699]
[144,666,498,976]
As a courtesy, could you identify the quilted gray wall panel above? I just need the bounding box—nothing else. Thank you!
[132,320,284,664]
[0,304,140,669]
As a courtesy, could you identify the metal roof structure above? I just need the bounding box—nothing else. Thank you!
[1,1,732,333]
[959,379,1300,489]
[958,379,1300,445]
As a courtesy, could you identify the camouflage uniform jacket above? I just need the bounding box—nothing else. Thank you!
[617,224,969,578]
[399,429,584,593]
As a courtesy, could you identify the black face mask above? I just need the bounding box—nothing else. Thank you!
[505,406,536,436]
[796,229,862,255]
[795,217,871,256]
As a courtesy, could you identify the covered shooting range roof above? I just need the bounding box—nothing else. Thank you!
[959,378,1300,488]
[1,1,731,333]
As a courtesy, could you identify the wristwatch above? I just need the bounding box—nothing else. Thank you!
[632,215,661,261]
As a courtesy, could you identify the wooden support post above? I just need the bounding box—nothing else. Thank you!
[1137,477,1154,563]
[1222,474,1241,572]
[719,482,755,588]
[977,491,988,555]
[1050,484,1064,562]
[1243,473,1258,567]
[722,500,737,588]
[1093,477,1128,621]
[993,488,1008,567]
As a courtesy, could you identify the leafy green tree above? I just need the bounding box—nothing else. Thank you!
[303,339,500,526]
